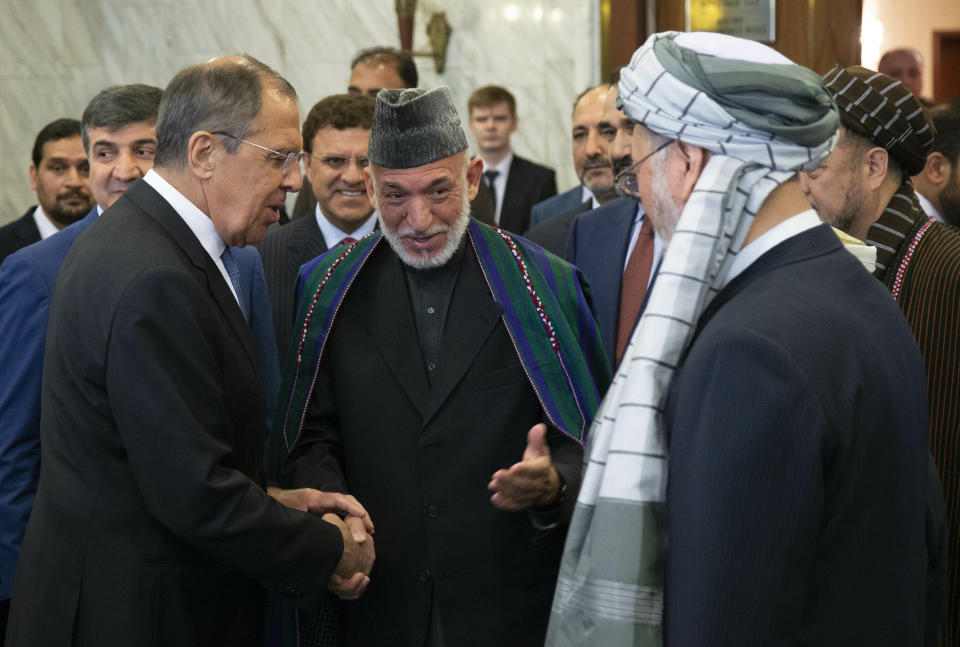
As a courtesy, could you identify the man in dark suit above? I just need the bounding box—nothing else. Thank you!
[527,84,618,229]
[0,120,93,263]
[0,84,284,645]
[290,47,418,223]
[258,93,378,363]
[467,85,556,233]
[5,57,374,647]
[0,85,162,642]
[525,84,621,249]
[548,32,931,646]
[278,86,609,647]
[563,82,661,363]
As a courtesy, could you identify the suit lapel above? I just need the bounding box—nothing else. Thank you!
[420,249,502,426]
[499,157,528,232]
[124,180,261,381]
[356,248,431,417]
[285,215,328,279]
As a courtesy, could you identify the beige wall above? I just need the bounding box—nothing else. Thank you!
[862,0,960,101]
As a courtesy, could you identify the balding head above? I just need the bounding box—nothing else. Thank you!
[878,48,924,97]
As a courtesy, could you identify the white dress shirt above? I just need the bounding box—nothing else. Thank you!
[142,169,240,306]
[481,153,513,225]
[916,191,943,222]
[315,204,377,248]
[32,205,60,240]
[723,209,821,288]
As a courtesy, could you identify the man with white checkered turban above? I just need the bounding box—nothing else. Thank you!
[547,31,932,647]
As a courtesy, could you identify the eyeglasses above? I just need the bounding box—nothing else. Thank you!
[212,132,302,173]
[614,139,673,199]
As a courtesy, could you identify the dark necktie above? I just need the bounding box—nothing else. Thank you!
[484,170,499,212]
[616,217,654,363]
[220,247,249,322]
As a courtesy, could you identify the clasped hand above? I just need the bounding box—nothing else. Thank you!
[488,423,561,510]
[267,487,375,600]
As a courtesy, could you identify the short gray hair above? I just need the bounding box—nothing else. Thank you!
[154,55,297,168]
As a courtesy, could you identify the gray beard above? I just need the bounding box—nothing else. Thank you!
[378,189,471,269]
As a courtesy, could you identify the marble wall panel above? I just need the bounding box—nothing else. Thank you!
[0,0,600,224]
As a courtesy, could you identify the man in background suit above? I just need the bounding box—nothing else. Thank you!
[467,85,556,233]
[290,47,418,222]
[565,77,662,363]
[526,82,623,255]
[527,84,618,229]
[258,93,377,364]
[5,56,373,647]
[0,85,162,642]
[0,119,93,263]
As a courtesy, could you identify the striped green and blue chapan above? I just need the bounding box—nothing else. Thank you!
[271,219,611,471]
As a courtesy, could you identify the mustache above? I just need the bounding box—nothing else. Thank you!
[57,188,88,200]
[612,155,633,175]
[583,154,611,169]
[393,223,449,238]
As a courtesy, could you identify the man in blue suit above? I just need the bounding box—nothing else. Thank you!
[0,83,280,639]
[565,82,662,364]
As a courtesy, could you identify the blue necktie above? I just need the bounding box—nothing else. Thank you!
[220,247,249,321]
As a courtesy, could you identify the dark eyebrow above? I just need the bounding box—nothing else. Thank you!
[92,140,118,149]
[130,138,157,147]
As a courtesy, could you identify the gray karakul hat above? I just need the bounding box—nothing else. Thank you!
[368,86,468,169]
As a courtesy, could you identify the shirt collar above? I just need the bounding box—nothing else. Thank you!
[482,151,513,177]
[581,185,596,209]
[915,190,943,222]
[723,209,821,287]
[143,169,226,260]
[314,203,377,248]
[32,205,60,240]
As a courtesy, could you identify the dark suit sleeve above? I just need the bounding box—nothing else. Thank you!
[105,265,343,607]
[539,169,558,203]
[0,255,50,598]
[665,327,826,646]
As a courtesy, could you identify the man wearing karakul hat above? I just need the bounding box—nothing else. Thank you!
[547,32,931,646]
[802,64,958,647]
[271,86,610,646]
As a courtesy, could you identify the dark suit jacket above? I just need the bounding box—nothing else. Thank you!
[283,244,582,647]
[496,155,557,234]
[257,215,329,363]
[529,185,584,228]
[6,180,340,647]
[523,198,592,256]
[0,208,41,265]
[564,197,638,361]
[0,207,280,606]
[664,224,930,646]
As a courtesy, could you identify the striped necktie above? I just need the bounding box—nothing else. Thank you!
[220,247,249,322]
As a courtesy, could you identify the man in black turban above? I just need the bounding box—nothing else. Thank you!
[801,64,957,647]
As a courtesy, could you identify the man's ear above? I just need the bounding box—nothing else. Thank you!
[187,131,218,180]
[29,164,38,191]
[466,155,483,201]
[673,139,708,204]
[364,167,376,204]
[921,151,951,187]
[863,146,891,190]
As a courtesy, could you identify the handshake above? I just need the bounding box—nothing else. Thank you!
[268,487,376,600]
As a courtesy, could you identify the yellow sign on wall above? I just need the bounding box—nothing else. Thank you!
[686,0,776,42]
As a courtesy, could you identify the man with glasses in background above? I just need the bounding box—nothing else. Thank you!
[258,94,377,366]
